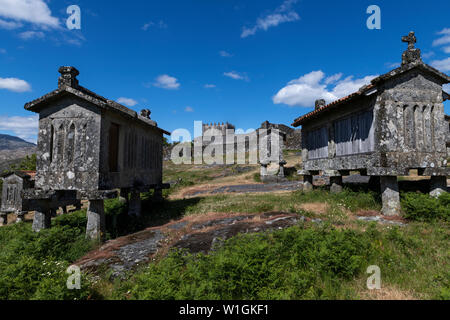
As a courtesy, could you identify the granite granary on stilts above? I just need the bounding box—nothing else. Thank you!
[292,32,449,216]
[23,66,170,240]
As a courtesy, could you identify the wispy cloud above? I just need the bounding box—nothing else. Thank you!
[431,57,450,72]
[273,70,377,107]
[0,0,60,28]
[152,74,180,90]
[0,48,6,54]
[384,62,400,69]
[224,71,248,81]
[142,20,167,31]
[432,28,450,47]
[0,18,22,29]
[18,30,44,40]
[422,51,435,59]
[241,0,299,38]
[117,97,138,107]
[0,77,31,92]
[0,114,38,142]
[185,106,194,112]
[204,84,216,88]
[219,50,233,57]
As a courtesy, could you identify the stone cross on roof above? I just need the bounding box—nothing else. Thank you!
[402,31,416,50]
[401,31,421,66]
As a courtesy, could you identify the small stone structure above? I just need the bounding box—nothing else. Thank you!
[292,32,449,216]
[0,171,81,226]
[23,66,170,240]
[197,121,295,182]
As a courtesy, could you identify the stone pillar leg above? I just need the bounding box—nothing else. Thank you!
[278,160,287,178]
[430,176,447,198]
[0,213,7,226]
[303,175,313,193]
[154,188,163,202]
[260,164,268,178]
[32,200,51,232]
[16,211,26,223]
[380,176,401,216]
[330,176,343,194]
[128,190,142,217]
[86,200,105,241]
[119,188,129,205]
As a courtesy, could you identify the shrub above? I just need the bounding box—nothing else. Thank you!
[401,192,450,222]
[0,211,94,300]
[114,225,379,300]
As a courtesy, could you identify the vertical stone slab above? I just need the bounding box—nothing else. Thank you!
[16,211,26,223]
[32,200,51,232]
[0,213,7,226]
[380,176,401,216]
[330,176,343,194]
[430,176,447,198]
[86,200,105,241]
[303,175,313,193]
[119,188,129,205]
[128,190,142,217]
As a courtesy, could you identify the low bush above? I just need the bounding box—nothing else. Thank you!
[113,225,380,300]
[0,211,94,300]
[401,192,450,222]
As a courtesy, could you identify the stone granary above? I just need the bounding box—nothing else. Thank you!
[23,66,170,240]
[292,32,449,216]
[0,171,82,226]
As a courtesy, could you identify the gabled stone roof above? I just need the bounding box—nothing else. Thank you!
[24,67,170,136]
[292,33,450,128]
[292,61,450,127]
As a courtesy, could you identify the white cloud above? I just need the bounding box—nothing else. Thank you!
[0,18,22,29]
[117,97,138,107]
[18,30,44,40]
[0,114,38,142]
[273,70,377,107]
[185,106,194,112]
[432,28,450,47]
[219,50,233,57]
[0,0,59,28]
[204,84,216,88]
[385,62,400,69]
[444,84,450,92]
[224,71,248,81]
[0,77,31,92]
[422,51,435,59]
[153,74,180,90]
[431,57,450,72]
[142,20,167,31]
[443,47,450,54]
[241,0,299,38]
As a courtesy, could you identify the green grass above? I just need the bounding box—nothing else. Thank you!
[0,210,94,300]
[109,220,449,300]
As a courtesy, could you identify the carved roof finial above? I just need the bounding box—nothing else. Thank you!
[401,31,421,66]
[402,31,416,50]
[58,66,79,88]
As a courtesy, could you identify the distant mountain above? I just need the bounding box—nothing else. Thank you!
[0,134,36,168]
[0,134,36,151]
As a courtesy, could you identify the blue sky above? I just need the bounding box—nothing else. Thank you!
[0,0,449,142]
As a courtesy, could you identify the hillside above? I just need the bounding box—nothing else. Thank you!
[0,134,36,169]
